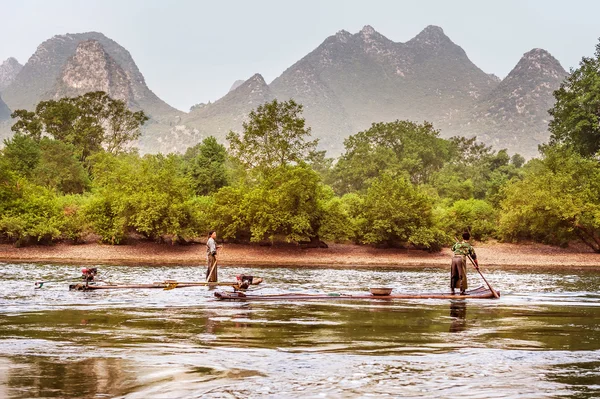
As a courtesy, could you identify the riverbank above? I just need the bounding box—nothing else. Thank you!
[0,240,598,268]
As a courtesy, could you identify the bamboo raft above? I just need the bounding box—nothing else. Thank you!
[69,277,263,291]
[214,286,499,301]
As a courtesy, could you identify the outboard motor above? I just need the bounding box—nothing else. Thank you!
[81,268,98,283]
[69,268,99,291]
[236,274,254,289]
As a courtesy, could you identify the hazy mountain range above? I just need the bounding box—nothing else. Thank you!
[0,26,568,157]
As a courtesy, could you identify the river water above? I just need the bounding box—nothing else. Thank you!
[0,262,599,398]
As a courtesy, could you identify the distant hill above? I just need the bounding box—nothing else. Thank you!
[0,27,567,157]
[154,74,276,153]
[2,32,180,120]
[0,57,22,92]
[0,32,184,153]
[449,48,567,156]
[186,73,273,134]
[269,25,499,151]
[178,25,565,157]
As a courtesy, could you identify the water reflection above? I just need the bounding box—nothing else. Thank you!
[2,357,138,399]
[449,300,467,333]
[0,262,600,398]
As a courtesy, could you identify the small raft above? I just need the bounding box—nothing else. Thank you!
[214,286,499,301]
[69,277,263,291]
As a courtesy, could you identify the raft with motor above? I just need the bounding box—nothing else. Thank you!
[214,286,499,301]
[67,269,263,291]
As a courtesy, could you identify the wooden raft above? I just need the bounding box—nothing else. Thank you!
[214,286,499,301]
[69,277,263,291]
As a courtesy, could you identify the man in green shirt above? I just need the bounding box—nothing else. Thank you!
[450,232,479,295]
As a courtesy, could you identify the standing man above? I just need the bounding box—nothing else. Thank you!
[450,232,479,295]
[206,230,222,282]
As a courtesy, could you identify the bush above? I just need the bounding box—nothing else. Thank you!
[439,199,498,241]
[353,174,443,250]
[0,181,64,245]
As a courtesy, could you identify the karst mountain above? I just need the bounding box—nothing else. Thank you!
[0,26,567,157]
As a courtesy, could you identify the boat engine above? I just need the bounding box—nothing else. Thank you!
[81,268,98,282]
[236,274,255,289]
[68,268,99,291]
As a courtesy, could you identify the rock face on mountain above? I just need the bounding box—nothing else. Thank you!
[1,32,180,121]
[0,58,22,92]
[52,40,134,104]
[452,49,567,157]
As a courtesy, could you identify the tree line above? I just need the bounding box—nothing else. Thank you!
[2,41,600,252]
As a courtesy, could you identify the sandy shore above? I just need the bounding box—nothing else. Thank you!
[0,240,599,269]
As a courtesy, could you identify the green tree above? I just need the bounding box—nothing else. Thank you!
[86,152,196,243]
[354,174,441,249]
[1,133,41,178]
[11,91,148,162]
[499,146,600,252]
[333,120,451,193]
[210,185,251,241]
[32,139,90,194]
[227,99,318,171]
[430,138,523,205]
[0,179,66,246]
[547,40,600,157]
[209,165,336,244]
[182,136,229,195]
[317,187,355,242]
[439,199,498,241]
[241,165,325,243]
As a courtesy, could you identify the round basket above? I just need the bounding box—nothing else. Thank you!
[370,287,393,296]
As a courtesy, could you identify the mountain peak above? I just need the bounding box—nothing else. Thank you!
[0,57,23,91]
[247,73,267,84]
[422,25,445,36]
[521,48,559,63]
[409,25,451,48]
[2,30,180,120]
[2,57,21,67]
[360,25,377,37]
[335,29,352,43]
[511,48,566,79]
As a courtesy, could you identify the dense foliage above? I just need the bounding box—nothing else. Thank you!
[548,41,600,157]
[3,34,600,255]
[11,91,148,162]
[227,99,318,171]
[499,147,600,252]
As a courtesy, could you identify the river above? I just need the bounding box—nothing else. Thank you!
[0,262,599,398]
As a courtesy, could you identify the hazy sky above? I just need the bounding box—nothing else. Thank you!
[2,0,599,111]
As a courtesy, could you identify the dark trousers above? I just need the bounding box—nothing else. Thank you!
[206,254,217,282]
[450,255,468,292]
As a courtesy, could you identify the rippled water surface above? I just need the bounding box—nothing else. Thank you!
[0,262,599,398]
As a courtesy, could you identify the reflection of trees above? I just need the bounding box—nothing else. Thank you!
[449,301,467,333]
[210,303,459,350]
[6,357,134,397]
